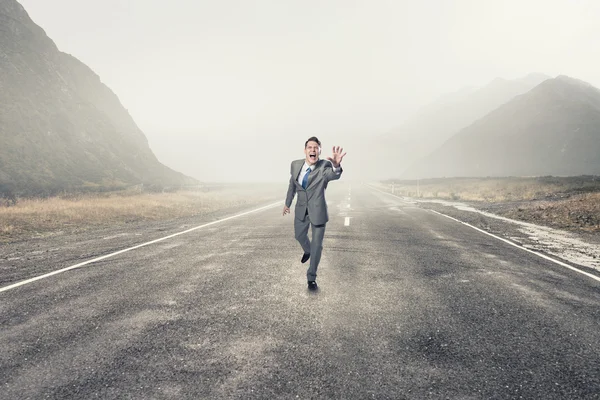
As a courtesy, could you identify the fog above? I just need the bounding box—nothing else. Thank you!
[19,0,600,182]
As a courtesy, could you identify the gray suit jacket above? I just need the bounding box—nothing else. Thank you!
[285,159,343,225]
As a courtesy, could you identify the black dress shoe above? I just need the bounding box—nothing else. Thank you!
[301,253,310,263]
[307,281,318,291]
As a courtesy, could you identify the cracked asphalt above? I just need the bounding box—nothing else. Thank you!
[1,183,599,399]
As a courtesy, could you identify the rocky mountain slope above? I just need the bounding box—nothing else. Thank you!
[368,73,550,180]
[403,76,600,178]
[0,0,195,196]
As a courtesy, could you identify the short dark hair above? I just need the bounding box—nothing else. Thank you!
[305,136,321,148]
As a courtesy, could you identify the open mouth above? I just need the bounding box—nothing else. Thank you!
[309,153,317,160]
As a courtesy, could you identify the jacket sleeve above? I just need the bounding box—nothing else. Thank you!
[323,161,343,182]
[285,163,297,207]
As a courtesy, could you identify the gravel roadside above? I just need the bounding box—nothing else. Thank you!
[412,198,600,277]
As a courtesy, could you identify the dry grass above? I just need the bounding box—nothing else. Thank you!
[375,176,600,233]
[376,178,572,203]
[0,185,280,243]
[498,193,600,232]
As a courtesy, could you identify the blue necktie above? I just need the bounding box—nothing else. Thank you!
[301,167,310,189]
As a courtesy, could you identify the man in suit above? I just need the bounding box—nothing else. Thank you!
[283,136,346,291]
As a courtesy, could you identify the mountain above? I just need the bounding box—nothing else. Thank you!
[0,0,196,196]
[368,73,550,180]
[403,76,600,178]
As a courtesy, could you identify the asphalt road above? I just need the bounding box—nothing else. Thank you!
[1,183,599,399]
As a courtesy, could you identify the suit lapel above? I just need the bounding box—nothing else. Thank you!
[306,160,321,189]
[292,160,304,188]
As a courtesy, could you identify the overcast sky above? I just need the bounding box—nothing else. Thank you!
[18,0,600,182]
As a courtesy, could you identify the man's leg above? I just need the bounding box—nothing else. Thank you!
[294,214,311,255]
[306,223,326,282]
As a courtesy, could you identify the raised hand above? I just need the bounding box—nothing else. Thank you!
[326,146,346,167]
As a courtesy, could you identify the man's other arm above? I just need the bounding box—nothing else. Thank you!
[285,173,296,207]
[283,163,296,215]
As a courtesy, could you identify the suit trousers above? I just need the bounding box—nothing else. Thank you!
[294,211,326,281]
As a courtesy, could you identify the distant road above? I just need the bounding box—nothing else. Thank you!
[1,183,599,399]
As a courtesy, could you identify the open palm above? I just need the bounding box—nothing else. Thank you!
[327,146,346,167]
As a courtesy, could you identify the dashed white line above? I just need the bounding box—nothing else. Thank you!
[344,217,351,226]
[0,201,281,293]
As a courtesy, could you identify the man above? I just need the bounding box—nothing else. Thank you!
[283,136,346,291]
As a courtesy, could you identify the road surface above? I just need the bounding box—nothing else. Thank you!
[1,183,599,399]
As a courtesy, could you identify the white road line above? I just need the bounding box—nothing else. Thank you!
[367,184,412,203]
[366,184,600,283]
[344,217,351,226]
[430,210,600,283]
[0,201,282,294]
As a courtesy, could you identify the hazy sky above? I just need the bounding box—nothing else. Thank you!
[18,0,600,182]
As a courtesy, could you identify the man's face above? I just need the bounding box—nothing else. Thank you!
[304,141,320,165]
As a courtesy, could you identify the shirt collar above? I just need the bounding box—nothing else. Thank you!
[302,160,316,171]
